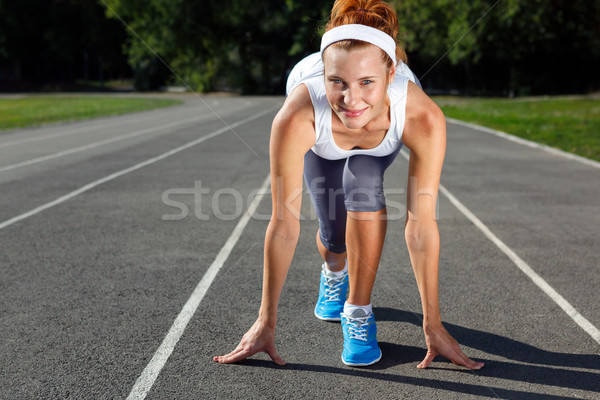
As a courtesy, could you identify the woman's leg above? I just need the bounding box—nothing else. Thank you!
[342,146,401,305]
[337,148,400,366]
[304,150,348,269]
[304,150,351,321]
[345,208,387,305]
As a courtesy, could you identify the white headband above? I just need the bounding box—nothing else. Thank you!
[320,24,397,64]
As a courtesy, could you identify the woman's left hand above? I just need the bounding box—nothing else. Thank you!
[418,324,484,370]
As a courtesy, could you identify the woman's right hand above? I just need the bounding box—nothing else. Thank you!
[213,319,286,365]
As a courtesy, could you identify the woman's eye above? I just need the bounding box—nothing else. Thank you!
[362,80,372,85]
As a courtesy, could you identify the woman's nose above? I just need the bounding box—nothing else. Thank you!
[343,87,359,107]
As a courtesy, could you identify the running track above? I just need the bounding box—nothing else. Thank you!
[0,94,598,399]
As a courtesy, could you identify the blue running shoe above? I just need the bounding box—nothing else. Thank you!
[314,263,348,321]
[340,309,382,366]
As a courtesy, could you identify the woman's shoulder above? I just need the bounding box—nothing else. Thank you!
[280,83,314,122]
[405,82,443,122]
[403,81,445,145]
[272,84,316,149]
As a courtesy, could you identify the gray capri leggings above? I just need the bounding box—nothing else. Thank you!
[303,145,402,254]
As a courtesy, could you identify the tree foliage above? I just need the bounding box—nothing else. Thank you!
[103,0,331,93]
[1,0,598,95]
[394,0,600,95]
[105,0,600,95]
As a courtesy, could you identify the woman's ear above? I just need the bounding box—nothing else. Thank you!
[388,64,396,85]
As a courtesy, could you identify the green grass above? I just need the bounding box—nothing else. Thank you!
[0,96,183,130]
[433,96,600,162]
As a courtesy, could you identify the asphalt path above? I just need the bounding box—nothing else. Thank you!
[0,94,598,399]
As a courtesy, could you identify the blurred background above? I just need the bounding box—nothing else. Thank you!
[0,0,599,96]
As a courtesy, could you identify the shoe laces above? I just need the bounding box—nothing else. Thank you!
[322,274,345,302]
[346,314,370,341]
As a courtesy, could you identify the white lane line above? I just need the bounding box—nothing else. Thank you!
[447,117,600,169]
[126,173,271,400]
[0,113,215,172]
[440,182,600,345]
[399,150,600,346]
[0,107,277,231]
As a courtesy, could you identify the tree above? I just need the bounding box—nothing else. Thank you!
[393,0,600,95]
[103,0,331,93]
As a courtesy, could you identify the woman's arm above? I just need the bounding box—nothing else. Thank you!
[402,82,484,370]
[214,85,315,365]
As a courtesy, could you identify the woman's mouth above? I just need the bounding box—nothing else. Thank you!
[340,107,368,118]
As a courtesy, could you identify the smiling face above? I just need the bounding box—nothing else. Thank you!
[323,44,395,130]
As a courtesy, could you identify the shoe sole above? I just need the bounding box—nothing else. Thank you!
[341,350,382,367]
[314,310,341,322]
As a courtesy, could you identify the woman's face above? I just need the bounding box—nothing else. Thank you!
[323,44,395,130]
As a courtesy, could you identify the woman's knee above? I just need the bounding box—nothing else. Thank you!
[318,229,346,253]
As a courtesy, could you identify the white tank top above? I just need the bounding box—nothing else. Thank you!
[286,52,419,160]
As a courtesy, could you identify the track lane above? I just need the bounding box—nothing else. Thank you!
[1,98,598,399]
[0,97,280,399]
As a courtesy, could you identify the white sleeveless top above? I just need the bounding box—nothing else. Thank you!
[286,52,420,160]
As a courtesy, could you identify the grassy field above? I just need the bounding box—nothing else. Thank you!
[0,96,182,131]
[434,96,600,162]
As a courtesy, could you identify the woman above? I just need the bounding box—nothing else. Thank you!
[214,0,484,369]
